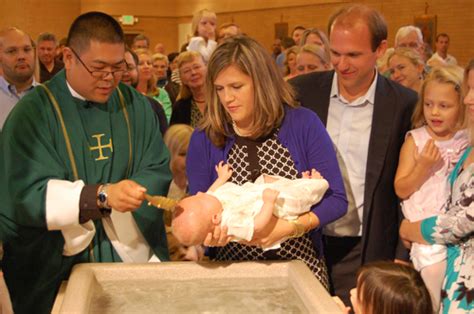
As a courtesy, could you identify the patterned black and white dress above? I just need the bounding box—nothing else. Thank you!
[211,130,329,289]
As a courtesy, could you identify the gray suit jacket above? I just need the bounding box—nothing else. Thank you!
[291,71,417,262]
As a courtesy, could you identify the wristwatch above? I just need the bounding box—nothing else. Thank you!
[97,184,111,210]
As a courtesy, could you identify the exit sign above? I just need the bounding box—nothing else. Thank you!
[120,15,136,26]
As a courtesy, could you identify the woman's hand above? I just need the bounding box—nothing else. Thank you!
[399,219,427,247]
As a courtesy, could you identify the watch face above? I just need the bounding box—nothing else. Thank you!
[99,193,107,203]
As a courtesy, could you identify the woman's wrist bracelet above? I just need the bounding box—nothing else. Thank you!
[289,219,305,238]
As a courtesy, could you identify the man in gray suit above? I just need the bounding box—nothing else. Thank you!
[291,4,417,305]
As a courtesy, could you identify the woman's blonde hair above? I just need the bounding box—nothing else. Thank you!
[152,52,169,65]
[298,44,331,67]
[300,28,331,63]
[284,45,300,76]
[357,261,432,314]
[412,65,465,129]
[135,48,159,96]
[176,51,205,101]
[464,59,474,145]
[191,9,217,37]
[387,47,424,69]
[202,36,298,147]
[163,124,194,174]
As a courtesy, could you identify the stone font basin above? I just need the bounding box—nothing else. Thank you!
[55,260,342,313]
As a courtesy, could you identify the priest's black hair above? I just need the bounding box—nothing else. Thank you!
[66,11,124,54]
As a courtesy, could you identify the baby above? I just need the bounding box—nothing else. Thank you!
[172,162,329,249]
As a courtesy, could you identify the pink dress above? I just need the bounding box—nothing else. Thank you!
[402,126,469,270]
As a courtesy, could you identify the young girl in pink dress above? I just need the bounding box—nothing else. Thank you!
[394,66,468,311]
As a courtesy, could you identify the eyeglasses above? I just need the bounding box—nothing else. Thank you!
[125,64,137,72]
[70,48,127,79]
[180,64,203,76]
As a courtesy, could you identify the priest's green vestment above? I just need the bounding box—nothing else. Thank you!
[0,71,171,314]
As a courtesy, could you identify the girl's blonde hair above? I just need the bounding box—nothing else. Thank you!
[163,124,194,174]
[357,261,432,314]
[191,9,217,37]
[176,51,205,101]
[135,48,159,97]
[412,65,465,129]
[202,36,298,147]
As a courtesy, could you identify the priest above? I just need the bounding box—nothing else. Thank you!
[0,12,171,314]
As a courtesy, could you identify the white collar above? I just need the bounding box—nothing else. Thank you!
[66,80,86,101]
[330,69,378,106]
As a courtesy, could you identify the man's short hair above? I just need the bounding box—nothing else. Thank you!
[292,25,306,35]
[168,52,179,63]
[281,37,296,49]
[436,33,449,42]
[126,47,139,66]
[58,37,68,47]
[133,34,149,46]
[66,12,124,54]
[328,4,387,52]
[37,32,57,44]
[395,26,423,46]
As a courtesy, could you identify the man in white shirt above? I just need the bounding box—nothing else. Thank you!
[428,33,457,66]
[0,27,37,130]
[291,4,418,305]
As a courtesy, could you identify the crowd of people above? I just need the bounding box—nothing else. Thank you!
[0,3,472,314]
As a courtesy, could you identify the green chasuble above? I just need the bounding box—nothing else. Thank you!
[0,71,171,314]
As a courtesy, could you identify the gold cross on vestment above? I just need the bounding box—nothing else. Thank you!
[90,134,113,161]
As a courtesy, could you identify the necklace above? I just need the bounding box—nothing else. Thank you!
[232,121,249,137]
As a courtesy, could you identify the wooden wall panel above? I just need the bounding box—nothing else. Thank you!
[0,0,472,65]
[0,0,80,42]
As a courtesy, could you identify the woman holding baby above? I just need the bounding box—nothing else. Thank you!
[185,36,347,288]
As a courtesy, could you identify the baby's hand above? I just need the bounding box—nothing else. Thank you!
[415,139,442,171]
[215,161,232,181]
[263,188,279,203]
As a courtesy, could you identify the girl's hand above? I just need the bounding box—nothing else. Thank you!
[415,139,442,171]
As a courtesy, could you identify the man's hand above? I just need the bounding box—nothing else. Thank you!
[106,180,147,212]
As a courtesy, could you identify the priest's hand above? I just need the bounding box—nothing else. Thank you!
[107,180,147,212]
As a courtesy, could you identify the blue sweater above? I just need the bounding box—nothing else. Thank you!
[186,106,348,252]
